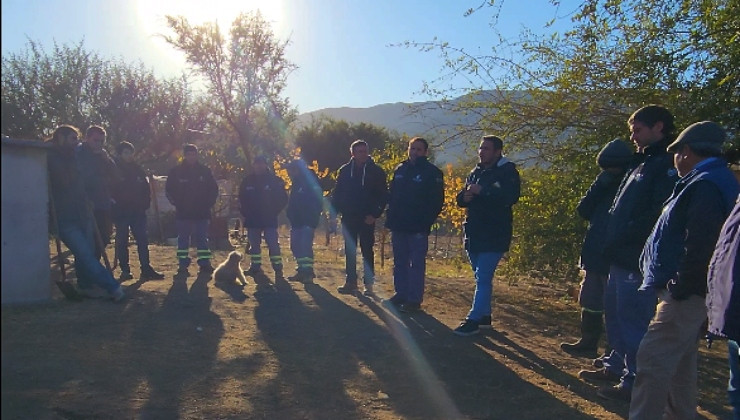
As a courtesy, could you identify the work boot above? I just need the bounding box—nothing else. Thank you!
[560,310,602,358]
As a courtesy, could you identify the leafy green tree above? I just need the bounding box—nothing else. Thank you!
[163,11,297,168]
[0,40,207,175]
[293,117,394,173]
[411,0,739,279]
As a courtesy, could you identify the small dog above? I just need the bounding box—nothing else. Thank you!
[213,251,247,287]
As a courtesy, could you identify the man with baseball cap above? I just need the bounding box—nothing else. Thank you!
[630,121,739,419]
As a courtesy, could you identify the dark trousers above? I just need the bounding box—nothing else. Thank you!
[93,209,112,261]
[391,231,429,304]
[114,212,150,271]
[341,217,376,285]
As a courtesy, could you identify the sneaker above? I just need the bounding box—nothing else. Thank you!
[141,266,165,280]
[111,286,126,302]
[119,271,134,282]
[362,284,375,296]
[478,315,493,329]
[399,302,421,313]
[453,319,480,336]
[578,367,622,383]
[337,284,358,294]
[597,384,632,402]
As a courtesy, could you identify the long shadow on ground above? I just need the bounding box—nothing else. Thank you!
[245,278,596,419]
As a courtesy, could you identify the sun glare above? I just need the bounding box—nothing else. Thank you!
[135,0,286,76]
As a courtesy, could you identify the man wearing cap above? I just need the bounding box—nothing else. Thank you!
[238,155,288,280]
[561,139,632,358]
[166,144,219,276]
[629,121,739,419]
[580,105,679,402]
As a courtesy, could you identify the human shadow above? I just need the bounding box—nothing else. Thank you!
[491,303,631,418]
[245,277,595,419]
[358,297,600,419]
[130,270,224,418]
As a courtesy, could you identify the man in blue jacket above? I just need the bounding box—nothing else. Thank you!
[285,158,323,283]
[579,105,679,402]
[239,155,288,281]
[331,140,388,295]
[453,135,520,336]
[166,144,219,276]
[630,121,739,419]
[706,194,740,420]
[384,137,444,311]
[561,139,632,358]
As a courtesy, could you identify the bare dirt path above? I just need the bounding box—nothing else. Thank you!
[1,240,733,419]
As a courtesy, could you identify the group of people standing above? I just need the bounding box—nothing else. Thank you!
[558,105,739,419]
[46,124,165,302]
[45,108,738,418]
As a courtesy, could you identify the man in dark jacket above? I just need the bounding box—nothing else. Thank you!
[706,194,740,419]
[561,139,632,358]
[47,125,125,301]
[76,125,119,261]
[285,158,323,283]
[630,122,739,419]
[579,105,679,402]
[384,137,444,311]
[453,135,520,336]
[331,139,388,295]
[112,141,164,281]
[239,155,288,280]
[166,144,219,276]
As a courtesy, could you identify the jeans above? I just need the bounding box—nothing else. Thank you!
[466,251,504,321]
[290,225,315,275]
[176,219,212,268]
[114,212,150,271]
[608,265,657,389]
[391,231,429,304]
[93,209,112,261]
[247,227,282,270]
[729,340,740,420]
[604,269,626,375]
[341,217,376,286]
[58,218,120,293]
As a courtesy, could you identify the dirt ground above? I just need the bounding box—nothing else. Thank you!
[1,234,735,419]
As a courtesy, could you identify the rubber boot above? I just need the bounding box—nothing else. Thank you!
[560,309,602,358]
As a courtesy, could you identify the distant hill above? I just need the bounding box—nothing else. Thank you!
[296,98,484,165]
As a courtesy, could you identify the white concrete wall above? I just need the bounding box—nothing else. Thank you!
[1,137,51,304]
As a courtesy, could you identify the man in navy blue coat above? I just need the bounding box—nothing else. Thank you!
[384,137,444,311]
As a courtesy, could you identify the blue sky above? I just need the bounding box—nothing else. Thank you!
[1,0,580,113]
